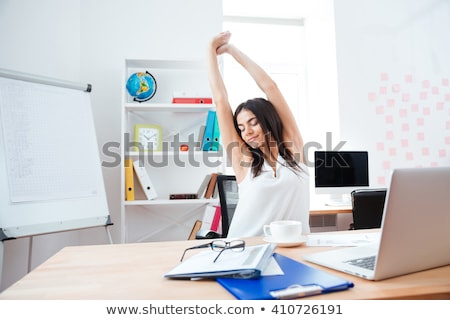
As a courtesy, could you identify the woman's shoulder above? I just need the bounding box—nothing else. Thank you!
[234,164,250,184]
[231,147,252,183]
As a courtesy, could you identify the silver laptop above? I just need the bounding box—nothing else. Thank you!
[303,167,450,280]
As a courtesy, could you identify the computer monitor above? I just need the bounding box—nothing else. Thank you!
[314,151,369,206]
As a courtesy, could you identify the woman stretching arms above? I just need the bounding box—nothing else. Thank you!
[207,31,310,237]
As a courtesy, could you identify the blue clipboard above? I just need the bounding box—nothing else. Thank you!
[217,253,354,299]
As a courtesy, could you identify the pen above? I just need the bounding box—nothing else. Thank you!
[270,284,323,299]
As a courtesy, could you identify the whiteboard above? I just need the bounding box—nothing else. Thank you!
[0,69,110,239]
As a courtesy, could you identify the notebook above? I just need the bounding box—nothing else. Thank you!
[303,166,450,280]
[164,243,275,279]
[217,253,354,299]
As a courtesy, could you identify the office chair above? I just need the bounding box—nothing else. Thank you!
[216,174,239,238]
[350,188,387,230]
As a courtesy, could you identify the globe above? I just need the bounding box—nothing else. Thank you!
[126,71,157,102]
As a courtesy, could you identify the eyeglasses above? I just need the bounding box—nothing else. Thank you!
[180,240,245,263]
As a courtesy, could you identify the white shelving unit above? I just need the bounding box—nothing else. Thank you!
[121,59,223,243]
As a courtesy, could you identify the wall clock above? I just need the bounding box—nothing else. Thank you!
[134,124,163,151]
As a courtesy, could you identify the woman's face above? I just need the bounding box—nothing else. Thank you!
[236,109,265,148]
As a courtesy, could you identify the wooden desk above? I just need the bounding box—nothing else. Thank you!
[1,232,449,300]
[309,195,352,215]
[310,205,352,215]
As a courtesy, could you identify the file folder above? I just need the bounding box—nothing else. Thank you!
[204,172,218,199]
[197,173,211,198]
[133,160,157,200]
[202,110,216,151]
[212,111,220,151]
[217,253,354,300]
[124,158,135,201]
[201,204,221,232]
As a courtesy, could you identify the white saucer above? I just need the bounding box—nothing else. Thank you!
[263,236,307,248]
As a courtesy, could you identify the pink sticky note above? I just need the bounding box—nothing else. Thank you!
[405,74,413,83]
[401,139,409,147]
[417,118,425,126]
[385,115,393,124]
[446,94,450,101]
[447,121,450,130]
[417,132,425,140]
[422,80,430,88]
[411,103,419,112]
[406,152,414,160]
[423,107,431,115]
[446,137,450,145]
[386,131,394,140]
[381,73,389,81]
[376,142,384,151]
[402,123,410,131]
[368,92,377,101]
[422,147,429,156]
[389,148,396,156]
[378,176,386,185]
[432,87,439,94]
[420,91,428,100]
[439,149,447,158]
[399,109,407,117]
[443,78,449,86]
[379,86,387,94]
[387,99,395,107]
[383,161,391,169]
[376,105,384,115]
[392,84,401,92]
[402,93,410,101]
[436,102,444,110]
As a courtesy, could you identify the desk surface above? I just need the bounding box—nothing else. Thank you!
[310,205,352,215]
[309,195,352,215]
[1,231,449,300]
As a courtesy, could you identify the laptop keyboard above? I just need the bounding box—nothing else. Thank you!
[345,255,376,270]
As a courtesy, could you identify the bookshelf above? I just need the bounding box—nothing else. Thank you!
[121,59,223,243]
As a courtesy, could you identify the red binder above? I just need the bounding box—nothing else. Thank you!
[211,205,221,232]
[172,97,212,104]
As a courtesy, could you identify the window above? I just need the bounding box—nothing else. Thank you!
[222,15,308,129]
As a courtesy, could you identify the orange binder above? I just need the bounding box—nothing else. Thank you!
[124,158,135,201]
[204,173,218,199]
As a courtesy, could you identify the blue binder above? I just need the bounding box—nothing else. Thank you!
[202,110,216,151]
[212,111,220,151]
[217,253,354,300]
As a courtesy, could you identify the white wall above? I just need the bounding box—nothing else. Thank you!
[0,0,222,292]
[334,0,450,186]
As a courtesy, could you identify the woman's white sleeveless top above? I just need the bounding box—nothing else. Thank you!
[226,157,310,238]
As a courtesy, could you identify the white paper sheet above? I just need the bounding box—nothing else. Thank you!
[0,78,98,202]
[306,232,381,247]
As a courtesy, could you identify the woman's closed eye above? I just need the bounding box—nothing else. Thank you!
[238,119,259,133]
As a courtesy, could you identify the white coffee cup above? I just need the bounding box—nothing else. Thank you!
[263,220,303,242]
